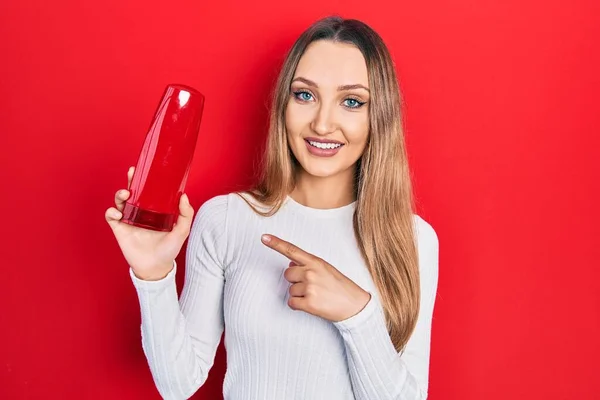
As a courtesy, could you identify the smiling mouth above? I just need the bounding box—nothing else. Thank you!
[305,140,343,149]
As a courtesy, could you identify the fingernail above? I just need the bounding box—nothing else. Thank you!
[261,234,271,243]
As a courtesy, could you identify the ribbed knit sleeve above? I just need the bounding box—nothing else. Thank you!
[129,195,229,400]
[333,216,439,399]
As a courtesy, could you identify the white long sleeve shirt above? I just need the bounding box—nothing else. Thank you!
[130,193,439,399]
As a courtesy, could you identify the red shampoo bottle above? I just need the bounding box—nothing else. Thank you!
[121,84,205,231]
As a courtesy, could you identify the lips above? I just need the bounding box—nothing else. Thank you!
[304,138,344,157]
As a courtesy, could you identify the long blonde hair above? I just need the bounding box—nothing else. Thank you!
[239,16,419,352]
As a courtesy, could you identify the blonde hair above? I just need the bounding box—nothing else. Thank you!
[239,16,419,352]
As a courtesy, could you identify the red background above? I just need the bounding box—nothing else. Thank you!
[1,0,598,399]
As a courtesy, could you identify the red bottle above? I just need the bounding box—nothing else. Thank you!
[121,84,205,232]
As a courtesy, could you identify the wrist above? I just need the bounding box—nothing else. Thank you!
[132,262,174,281]
[337,290,371,322]
[354,290,371,315]
[333,291,379,332]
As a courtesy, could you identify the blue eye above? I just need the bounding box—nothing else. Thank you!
[293,91,313,101]
[343,98,365,109]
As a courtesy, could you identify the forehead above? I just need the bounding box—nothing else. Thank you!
[294,40,369,86]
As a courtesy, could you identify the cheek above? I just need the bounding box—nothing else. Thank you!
[285,104,304,155]
[285,102,302,137]
[343,115,369,147]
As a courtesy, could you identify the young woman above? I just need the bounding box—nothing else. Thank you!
[106,15,439,400]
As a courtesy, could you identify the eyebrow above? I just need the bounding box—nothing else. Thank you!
[291,77,370,92]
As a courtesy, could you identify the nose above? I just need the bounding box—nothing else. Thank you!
[310,102,337,136]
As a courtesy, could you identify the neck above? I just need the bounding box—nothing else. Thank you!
[290,166,356,209]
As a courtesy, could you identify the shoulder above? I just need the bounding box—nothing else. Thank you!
[191,192,266,266]
[413,214,439,296]
[413,214,439,251]
[196,193,230,221]
[189,194,232,263]
[191,194,233,239]
[194,191,265,225]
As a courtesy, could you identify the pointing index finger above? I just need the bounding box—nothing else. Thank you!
[261,234,314,265]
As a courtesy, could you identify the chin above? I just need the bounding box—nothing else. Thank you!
[298,160,346,178]
[304,167,339,178]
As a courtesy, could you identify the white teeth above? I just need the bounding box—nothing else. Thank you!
[308,141,342,149]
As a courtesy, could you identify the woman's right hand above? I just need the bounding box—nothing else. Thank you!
[105,166,195,281]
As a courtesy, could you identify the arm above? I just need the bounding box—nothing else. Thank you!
[333,216,439,399]
[129,195,229,400]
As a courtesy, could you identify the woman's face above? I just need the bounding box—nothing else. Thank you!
[286,40,370,179]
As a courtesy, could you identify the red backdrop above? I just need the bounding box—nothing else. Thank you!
[1,0,598,399]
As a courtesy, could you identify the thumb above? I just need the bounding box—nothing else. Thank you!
[173,193,194,237]
[104,207,123,232]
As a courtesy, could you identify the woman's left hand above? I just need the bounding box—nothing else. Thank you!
[261,233,371,322]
